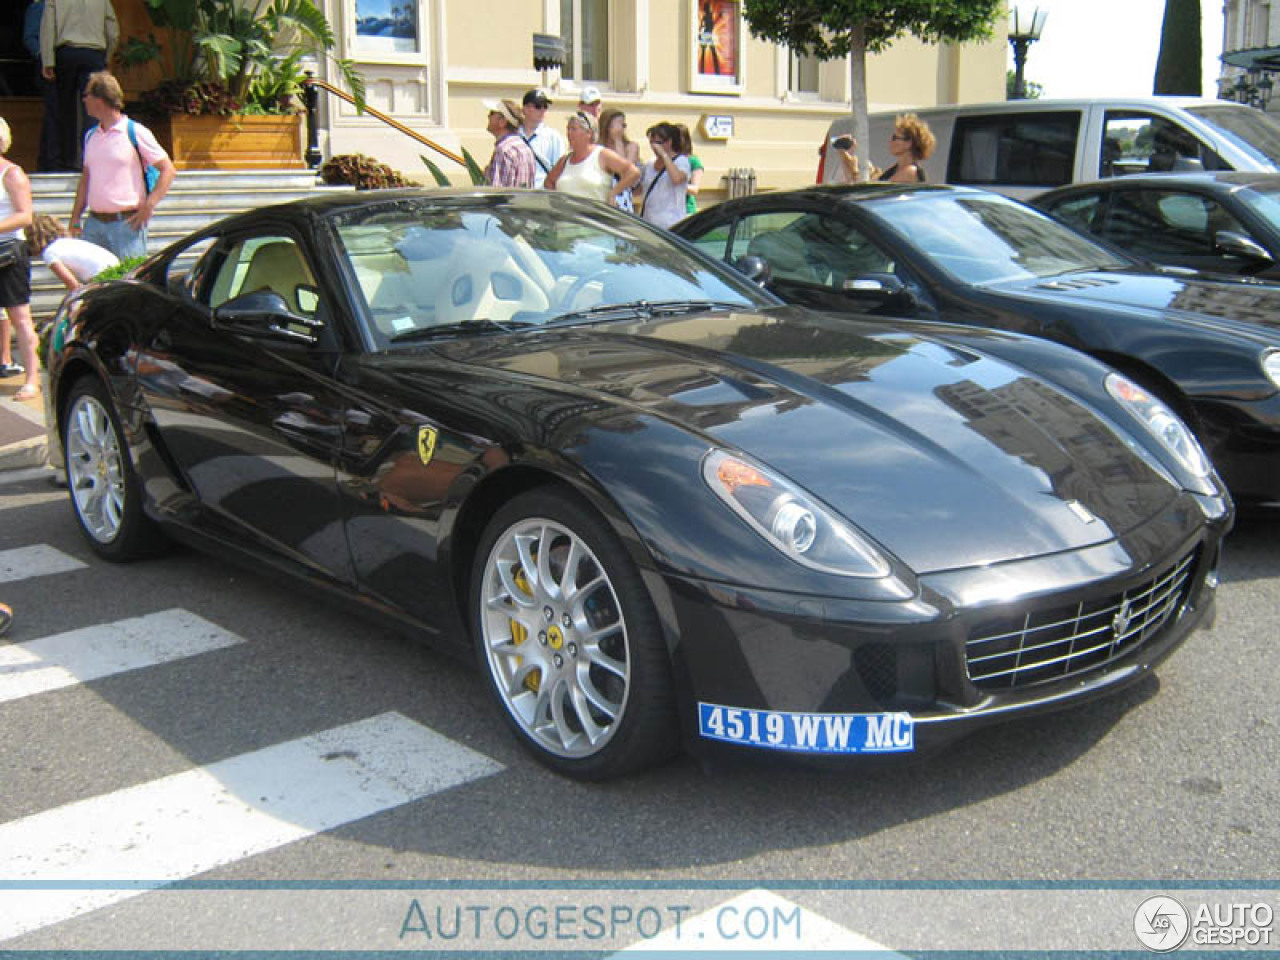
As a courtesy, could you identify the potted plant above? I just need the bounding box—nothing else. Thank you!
[118,0,364,169]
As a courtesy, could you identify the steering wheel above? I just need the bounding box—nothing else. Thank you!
[558,266,624,311]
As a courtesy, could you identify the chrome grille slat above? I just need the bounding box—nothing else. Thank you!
[966,547,1198,691]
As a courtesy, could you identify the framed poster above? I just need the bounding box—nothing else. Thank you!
[690,0,745,94]
[353,0,421,58]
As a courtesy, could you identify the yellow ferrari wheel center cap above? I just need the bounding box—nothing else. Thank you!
[547,624,564,650]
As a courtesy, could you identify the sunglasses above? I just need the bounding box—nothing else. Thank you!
[891,133,911,141]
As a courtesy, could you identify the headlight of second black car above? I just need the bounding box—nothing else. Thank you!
[702,449,891,578]
[1106,373,1211,480]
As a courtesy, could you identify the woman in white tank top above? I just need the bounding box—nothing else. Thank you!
[545,112,640,207]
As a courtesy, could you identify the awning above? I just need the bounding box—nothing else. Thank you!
[1221,46,1280,71]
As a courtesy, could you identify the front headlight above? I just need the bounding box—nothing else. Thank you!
[1263,348,1280,390]
[1106,373,1210,479]
[702,449,891,578]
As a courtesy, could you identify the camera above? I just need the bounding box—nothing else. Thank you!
[831,136,854,151]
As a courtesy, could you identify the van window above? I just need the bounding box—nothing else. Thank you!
[949,112,1079,187]
[1101,112,1227,177]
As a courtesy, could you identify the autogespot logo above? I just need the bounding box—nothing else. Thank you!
[1135,895,1191,952]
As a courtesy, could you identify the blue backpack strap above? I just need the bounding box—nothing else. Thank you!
[83,121,99,153]
[126,118,155,194]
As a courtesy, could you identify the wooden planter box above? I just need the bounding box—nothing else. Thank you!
[152,113,304,170]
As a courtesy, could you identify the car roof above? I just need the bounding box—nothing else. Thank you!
[1037,171,1280,199]
[679,182,990,222]
[205,187,587,233]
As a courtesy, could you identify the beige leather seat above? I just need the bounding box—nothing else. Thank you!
[239,241,316,314]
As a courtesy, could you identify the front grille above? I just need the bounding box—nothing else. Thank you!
[966,548,1198,691]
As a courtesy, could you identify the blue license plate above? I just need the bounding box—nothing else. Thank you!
[698,702,915,754]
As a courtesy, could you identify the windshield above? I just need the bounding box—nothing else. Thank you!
[330,194,768,348]
[1187,104,1280,168]
[1234,180,1280,226]
[865,191,1131,285]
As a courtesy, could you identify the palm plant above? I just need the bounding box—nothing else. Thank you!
[121,0,364,113]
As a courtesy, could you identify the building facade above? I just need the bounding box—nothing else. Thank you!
[310,0,1006,191]
[0,0,1006,192]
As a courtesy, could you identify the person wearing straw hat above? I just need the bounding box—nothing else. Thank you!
[482,98,537,188]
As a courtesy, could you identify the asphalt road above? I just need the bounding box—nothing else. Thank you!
[1,468,1276,953]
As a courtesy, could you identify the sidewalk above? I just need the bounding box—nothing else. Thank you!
[0,371,51,474]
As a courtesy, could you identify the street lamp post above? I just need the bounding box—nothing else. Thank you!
[1008,6,1048,100]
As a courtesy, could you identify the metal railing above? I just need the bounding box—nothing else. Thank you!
[302,74,465,169]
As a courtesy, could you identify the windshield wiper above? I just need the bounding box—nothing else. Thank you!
[390,318,538,342]
[547,299,746,328]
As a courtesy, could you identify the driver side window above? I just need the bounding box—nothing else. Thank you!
[731,210,895,289]
[207,235,319,317]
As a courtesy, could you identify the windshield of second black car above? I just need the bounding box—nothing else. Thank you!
[331,196,765,348]
[866,192,1130,285]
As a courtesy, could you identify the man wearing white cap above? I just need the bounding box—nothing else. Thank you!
[577,86,603,120]
[482,98,537,188]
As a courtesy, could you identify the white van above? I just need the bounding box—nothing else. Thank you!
[822,98,1280,199]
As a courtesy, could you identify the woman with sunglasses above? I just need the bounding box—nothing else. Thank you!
[544,112,640,207]
[878,113,935,183]
[638,122,690,229]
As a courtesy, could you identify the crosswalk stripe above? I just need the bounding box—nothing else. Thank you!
[0,609,245,704]
[0,711,503,942]
[0,491,65,512]
[0,544,87,583]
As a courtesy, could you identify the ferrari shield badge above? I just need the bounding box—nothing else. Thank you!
[416,426,438,466]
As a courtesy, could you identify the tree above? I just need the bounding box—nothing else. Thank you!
[743,0,1002,179]
[1154,0,1201,95]
[1006,69,1043,100]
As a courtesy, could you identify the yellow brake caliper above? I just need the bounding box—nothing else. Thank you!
[511,565,540,692]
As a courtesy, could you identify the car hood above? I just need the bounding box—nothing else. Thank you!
[424,307,1183,574]
[997,268,1280,342]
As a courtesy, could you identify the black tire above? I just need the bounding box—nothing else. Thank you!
[470,487,678,780]
[62,376,168,561]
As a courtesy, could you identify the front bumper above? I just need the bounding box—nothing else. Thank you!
[658,500,1228,763]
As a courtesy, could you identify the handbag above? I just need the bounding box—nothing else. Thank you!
[0,238,21,271]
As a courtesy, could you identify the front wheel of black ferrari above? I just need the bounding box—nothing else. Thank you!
[63,377,167,561]
[471,488,677,780]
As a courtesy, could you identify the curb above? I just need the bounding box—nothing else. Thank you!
[0,378,51,475]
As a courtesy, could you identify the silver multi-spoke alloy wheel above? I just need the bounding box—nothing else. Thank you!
[479,516,631,759]
[65,392,126,544]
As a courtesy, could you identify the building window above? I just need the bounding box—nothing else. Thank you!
[561,0,610,82]
[789,50,820,95]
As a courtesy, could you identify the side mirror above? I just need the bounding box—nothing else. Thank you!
[841,273,918,313]
[732,255,773,286]
[213,289,323,345]
[1214,230,1273,264]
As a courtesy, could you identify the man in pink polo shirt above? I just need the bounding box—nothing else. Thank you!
[68,71,176,260]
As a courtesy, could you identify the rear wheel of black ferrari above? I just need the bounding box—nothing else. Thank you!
[471,488,677,780]
[63,377,167,561]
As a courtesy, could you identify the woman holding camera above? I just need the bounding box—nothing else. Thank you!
[878,113,935,183]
